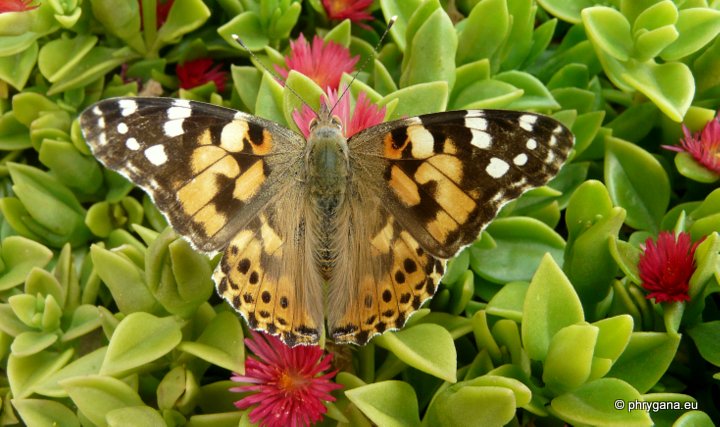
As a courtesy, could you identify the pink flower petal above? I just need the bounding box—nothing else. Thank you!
[638,231,701,303]
[231,331,342,427]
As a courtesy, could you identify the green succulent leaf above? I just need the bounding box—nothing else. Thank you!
[100,312,182,377]
[345,381,420,427]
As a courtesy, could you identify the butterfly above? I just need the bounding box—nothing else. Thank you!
[79,96,573,346]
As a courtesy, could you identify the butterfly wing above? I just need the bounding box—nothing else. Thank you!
[81,97,323,345]
[328,110,574,344]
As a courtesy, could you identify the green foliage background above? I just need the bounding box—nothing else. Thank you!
[0,0,719,426]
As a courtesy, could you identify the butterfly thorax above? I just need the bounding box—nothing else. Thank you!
[305,107,350,278]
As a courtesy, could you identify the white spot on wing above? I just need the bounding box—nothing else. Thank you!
[465,117,487,130]
[526,138,537,150]
[93,106,102,116]
[173,99,192,108]
[470,129,492,149]
[519,114,537,132]
[553,125,564,134]
[164,120,184,137]
[119,99,138,117]
[513,153,528,166]
[126,137,140,150]
[220,120,248,152]
[408,125,434,158]
[550,135,557,146]
[97,132,107,145]
[145,144,168,165]
[546,150,556,163]
[486,157,509,178]
[168,105,192,120]
[97,117,105,129]
[117,122,128,134]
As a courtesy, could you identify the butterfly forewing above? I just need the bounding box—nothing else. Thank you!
[349,109,574,258]
[80,97,304,252]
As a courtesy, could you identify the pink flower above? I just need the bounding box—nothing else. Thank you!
[638,231,702,303]
[322,0,374,26]
[276,34,359,91]
[176,58,227,92]
[0,0,38,13]
[231,331,342,427]
[664,111,720,175]
[293,86,386,138]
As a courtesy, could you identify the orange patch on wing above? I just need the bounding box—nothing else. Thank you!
[389,165,421,207]
[426,210,457,244]
[384,132,407,159]
[415,162,475,224]
[193,203,227,237]
[233,160,266,202]
[180,155,240,215]
[250,129,274,155]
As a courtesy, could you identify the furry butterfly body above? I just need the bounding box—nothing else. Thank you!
[80,97,573,346]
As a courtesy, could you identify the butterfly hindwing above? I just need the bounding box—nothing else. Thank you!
[213,190,325,347]
[80,97,305,252]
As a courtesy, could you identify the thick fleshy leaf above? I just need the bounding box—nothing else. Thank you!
[106,406,165,427]
[456,0,508,65]
[38,35,97,83]
[0,41,38,90]
[379,0,424,51]
[177,311,244,373]
[33,347,106,398]
[582,7,632,61]
[100,313,182,376]
[537,0,598,24]
[381,82,448,119]
[621,62,694,122]
[218,12,268,51]
[345,381,420,427]
[61,375,145,427]
[486,282,529,323]
[10,331,58,357]
[522,254,584,362]
[423,376,529,427]
[606,332,680,393]
[374,324,456,382]
[565,207,625,307]
[90,245,157,314]
[7,349,74,398]
[7,163,90,247]
[471,217,565,283]
[592,315,633,363]
[661,8,720,60]
[12,398,79,427]
[687,321,720,367]
[604,136,669,233]
[551,378,651,426]
[0,236,53,291]
[543,324,598,394]
[154,0,210,47]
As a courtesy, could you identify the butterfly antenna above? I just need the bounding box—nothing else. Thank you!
[329,15,397,116]
[231,34,316,115]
